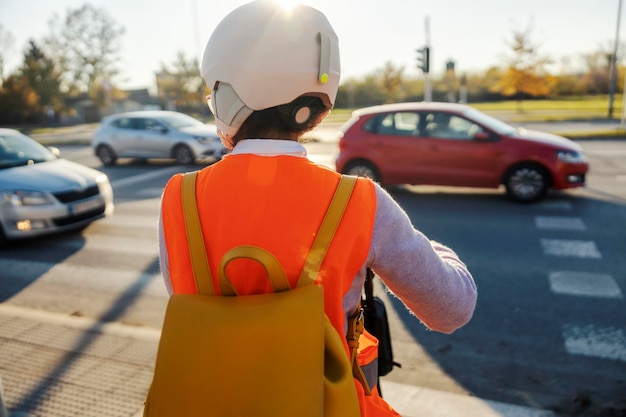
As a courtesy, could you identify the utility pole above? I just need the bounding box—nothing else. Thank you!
[608,0,623,119]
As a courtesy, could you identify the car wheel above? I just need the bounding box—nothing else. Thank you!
[504,163,550,203]
[96,145,118,165]
[173,145,195,165]
[344,161,380,183]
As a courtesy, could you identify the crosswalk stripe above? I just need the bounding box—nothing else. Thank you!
[535,216,586,231]
[54,232,159,256]
[307,154,335,169]
[100,213,159,231]
[562,324,626,362]
[381,380,557,417]
[540,239,602,259]
[110,166,181,188]
[0,258,167,297]
[549,271,623,298]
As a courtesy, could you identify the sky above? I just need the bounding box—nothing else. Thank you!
[0,0,623,91]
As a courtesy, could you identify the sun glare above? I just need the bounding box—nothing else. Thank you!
[269,0,302,12]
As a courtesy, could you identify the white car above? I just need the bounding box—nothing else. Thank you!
[0,128,114,245]
[92,111,228,165]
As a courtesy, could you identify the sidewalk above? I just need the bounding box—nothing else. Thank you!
[0,304,556,417]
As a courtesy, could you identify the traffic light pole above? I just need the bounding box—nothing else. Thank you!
[423,17,432,101]
[424,72,432,102]
[608,0,622,119]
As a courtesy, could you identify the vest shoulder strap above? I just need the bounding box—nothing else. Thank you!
[181,172,357,295]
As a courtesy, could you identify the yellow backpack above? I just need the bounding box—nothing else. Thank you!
[144,172,368,416]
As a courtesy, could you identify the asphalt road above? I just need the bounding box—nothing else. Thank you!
[2,136,626,416]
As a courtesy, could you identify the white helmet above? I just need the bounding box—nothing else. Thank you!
[201,0,340,139]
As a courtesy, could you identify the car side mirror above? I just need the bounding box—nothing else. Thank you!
[473,131,490,141]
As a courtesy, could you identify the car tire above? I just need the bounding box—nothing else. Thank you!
[344,161,381,183]
[173,145,195,165]
[96,145,118,165]
[504,163,550,203]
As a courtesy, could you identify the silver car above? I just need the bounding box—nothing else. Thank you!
[92,111,227,165]
[0,128,114,245]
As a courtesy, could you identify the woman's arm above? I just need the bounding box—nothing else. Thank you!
[368,184,477,334]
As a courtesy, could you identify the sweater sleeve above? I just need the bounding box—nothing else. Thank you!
[368,184,477,334]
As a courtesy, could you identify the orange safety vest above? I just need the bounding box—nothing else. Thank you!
[161,153,400,417]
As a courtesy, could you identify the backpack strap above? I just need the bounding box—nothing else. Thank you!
[218,246,290,296]
[297,175,357,287]
[181,171,214,296]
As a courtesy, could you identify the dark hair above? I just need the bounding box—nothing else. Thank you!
[233,95,330,143]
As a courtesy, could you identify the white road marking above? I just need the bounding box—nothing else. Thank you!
[100,213,158,230]
[110,166,181,188]
[549,271,623,298]
[53,232,159,256]
[541,239,602,259]
[381,380,557,417]
[532,200,574,211]
[562,324,626,362]
[0,258,167,297]
[535,216,586,231]
[307,154,335,169]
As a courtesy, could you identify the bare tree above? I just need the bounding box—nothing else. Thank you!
[45,3,124,104]
[0,25,15,84]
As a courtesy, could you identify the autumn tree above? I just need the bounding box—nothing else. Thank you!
[45,3,124,107]
[0,75,39,124]
[156,51,204,110]
[21,40,64,114]
[491,22,554,112]
[336,75,387,108]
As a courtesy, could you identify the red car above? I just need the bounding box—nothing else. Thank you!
[335,102,589,202]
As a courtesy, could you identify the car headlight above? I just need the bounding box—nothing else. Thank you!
[2,190,55,206]
[96,174,113,197]
[557,150,587,163]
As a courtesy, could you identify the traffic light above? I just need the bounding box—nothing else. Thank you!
[417,46,430,74]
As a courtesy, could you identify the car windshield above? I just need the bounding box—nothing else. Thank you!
[463,108,517,135]
[159,113,205,129]
[0,131,56,169]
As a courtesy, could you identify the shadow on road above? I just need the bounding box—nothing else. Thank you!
[381,187,626,416]
[10,258,160,413]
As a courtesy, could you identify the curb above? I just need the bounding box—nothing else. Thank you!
[0,304,559,417]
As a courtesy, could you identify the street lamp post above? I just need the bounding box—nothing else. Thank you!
[608,0,623,119]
